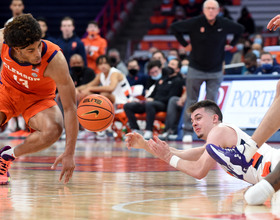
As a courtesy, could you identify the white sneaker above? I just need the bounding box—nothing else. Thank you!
[168,134,178,141]
[158,131,169,140]
[96,131,107,140]
[143,130,153,140]
[182,134,193,143]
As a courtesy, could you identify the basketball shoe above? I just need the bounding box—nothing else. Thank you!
[0,146,15,185]
[206,143,253,176]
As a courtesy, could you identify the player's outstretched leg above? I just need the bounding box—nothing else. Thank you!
[0,146,15,185]
[206,143,254,174]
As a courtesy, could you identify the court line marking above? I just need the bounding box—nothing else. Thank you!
[112,195,240,220]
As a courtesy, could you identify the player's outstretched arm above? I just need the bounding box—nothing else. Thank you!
[267,15,280,31]
[46,51,79,183]
[147,137,216,179]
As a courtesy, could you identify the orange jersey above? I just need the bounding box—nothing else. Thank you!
[82,35,107,74]
[1,40,61,97]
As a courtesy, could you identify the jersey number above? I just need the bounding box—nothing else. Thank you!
[13,75,29,88]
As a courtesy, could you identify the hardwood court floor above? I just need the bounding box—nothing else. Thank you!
[0,138,280,220]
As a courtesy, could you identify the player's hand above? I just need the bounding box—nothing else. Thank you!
[267,14,280,31]
[147,136,172,163]
[125,132,146,150]
[51,153,75,184]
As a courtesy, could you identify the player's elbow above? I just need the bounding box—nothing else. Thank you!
[193,169,208,180]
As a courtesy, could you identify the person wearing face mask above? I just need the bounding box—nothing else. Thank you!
[255,52,280,75]
[69,54,96,87]
[124,59,184,140]
[108,48,128,76]
[82,20,107,74]
[242,52,257,75]
[180,57,189,77]
[126,59,147,92]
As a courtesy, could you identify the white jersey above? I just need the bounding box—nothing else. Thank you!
[99,67,132,105]
[218,123,280,184]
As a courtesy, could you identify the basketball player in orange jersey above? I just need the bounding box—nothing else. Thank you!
[0,14,78,184]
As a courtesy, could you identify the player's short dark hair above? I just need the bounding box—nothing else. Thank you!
[147,60,162,71]
[96,54,112,66]
[4,13,41,49]
[188,100,223,122]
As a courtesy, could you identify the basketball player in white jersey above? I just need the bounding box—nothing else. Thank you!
[125,100,280,205]
[76,54,131,107]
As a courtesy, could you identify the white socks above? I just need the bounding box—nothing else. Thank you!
[245,179,275,205]
[237,139,258,162]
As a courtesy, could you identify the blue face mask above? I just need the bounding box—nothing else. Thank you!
[252,50,260,58]
[236,44,244,51]
[167,55,177,62]
[254,38,263,45]
[261,63,273,71]
[151,73,162,80]
[180,65,188,75]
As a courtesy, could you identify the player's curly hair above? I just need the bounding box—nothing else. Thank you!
[188,100,223,122]
[4,13,41,49]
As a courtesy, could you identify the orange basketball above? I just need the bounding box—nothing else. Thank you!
[77,94,115,132]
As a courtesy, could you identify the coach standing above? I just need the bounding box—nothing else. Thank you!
[170,0,244,142]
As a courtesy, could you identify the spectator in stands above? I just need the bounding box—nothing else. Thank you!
[171,5,186,24]
[158,61,186,141]
[218,5,233,20]
[254,52,280,75]
[181,0,203,18]
[237,6,255,38]
[126,58,147,90]
[124,58,184,140]
[5,0,24,26]
[230,38,246,64]
[167,48,179,61]
[170,0,244,142]
[56,16,87,67]
[37,17,56,42]
[108,48,128,76]
[180,57,189,77]
[82,20,107,74]
[242,52,257,75]
[152,50,168,69]
[144,50,168,75]
[251,41,264,67]
[144,60,163,97]
[69,54,96,87]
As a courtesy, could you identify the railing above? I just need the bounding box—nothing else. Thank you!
[95,0,132,38]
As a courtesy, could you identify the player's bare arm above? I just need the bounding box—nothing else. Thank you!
[44,50,78,183]
[147,137,216,179]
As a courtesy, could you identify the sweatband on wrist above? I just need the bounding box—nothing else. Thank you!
[169,155,180,168]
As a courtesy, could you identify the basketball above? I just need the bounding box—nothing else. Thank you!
[77,94,115,132]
